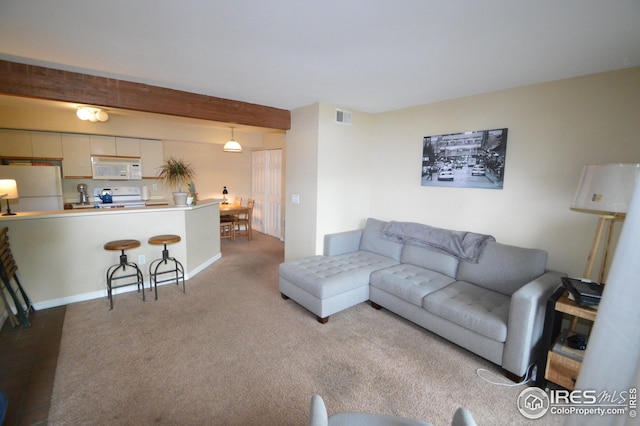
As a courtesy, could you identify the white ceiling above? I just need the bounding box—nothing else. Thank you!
[0,1,639,114]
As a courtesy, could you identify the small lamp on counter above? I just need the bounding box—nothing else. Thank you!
[0,179,19,216]
[222,186,228,204]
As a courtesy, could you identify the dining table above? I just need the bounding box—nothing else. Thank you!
[219,203,252,240]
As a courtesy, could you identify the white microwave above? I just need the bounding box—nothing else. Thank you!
[91,156,142,180]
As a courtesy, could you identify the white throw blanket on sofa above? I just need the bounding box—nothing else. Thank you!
[382,221,495,263]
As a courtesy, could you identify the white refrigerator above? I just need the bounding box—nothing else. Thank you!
[0,165,64,212]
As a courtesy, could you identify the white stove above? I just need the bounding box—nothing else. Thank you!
[93,186,146,209]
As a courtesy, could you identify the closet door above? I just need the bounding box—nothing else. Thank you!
[266,149,282,239]
[251,151,267,234]
[251,149,282,239]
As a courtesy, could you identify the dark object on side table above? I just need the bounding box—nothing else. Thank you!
[561,277,603,307]
[567,334,588,350]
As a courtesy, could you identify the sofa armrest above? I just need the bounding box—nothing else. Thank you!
[323,229,363,256]
[502,270,566,377]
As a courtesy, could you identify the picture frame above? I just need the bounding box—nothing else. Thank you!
[421,128,508,189]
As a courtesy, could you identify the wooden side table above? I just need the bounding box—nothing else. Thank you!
[537,287,598,389]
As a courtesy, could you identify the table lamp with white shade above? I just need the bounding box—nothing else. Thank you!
[571,163,640,282]
[0,179,18,216]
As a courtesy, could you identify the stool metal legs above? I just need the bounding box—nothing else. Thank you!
[148,244,185,300]
[106,250,145,310]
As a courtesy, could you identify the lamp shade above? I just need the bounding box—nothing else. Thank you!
[0,179,18,199]
[223,140,242,152]
[571,163,640,214]
[223,127,242,152]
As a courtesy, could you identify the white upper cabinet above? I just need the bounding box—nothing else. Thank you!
[31,132,63,158]
[0,130,64,159]
[0,129,33,157]
[89,135,116,156]
[90,136,141,157]
[1,129,161,179]
[62,134,91,177]
[115,137,141,157]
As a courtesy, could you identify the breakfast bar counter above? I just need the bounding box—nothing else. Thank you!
[0,199,221,309]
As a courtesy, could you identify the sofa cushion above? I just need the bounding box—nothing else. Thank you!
[423,281,510,342]
[456,242,547,296]
[400,244,459,278]
[370,264,456,307]
[278,251,398,299]
[359,218,404,261]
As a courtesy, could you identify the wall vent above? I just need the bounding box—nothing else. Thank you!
[335,109,352,125]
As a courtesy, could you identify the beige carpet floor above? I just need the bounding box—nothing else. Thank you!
[49,233,562,425]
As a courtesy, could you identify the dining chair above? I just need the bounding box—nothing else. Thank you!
[235,198,254,240]
[221,197,243,223]
[220,221,236,242]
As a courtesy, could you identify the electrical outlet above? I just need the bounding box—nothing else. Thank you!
[138,254,146,265]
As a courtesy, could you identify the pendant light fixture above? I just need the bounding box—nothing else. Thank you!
[223,127,242,153]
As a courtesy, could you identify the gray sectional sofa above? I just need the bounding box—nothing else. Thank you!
[279,218,564,377]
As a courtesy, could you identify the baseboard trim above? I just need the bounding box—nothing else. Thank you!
[31,254,222,310]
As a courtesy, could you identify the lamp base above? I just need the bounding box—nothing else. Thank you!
[2,199,15,215]
[584,214,624,283]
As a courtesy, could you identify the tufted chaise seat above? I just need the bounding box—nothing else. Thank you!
[279,218,565,378]
[279,251,398,323]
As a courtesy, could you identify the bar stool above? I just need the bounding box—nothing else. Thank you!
[104,239,145,310]
[148,234,185,300]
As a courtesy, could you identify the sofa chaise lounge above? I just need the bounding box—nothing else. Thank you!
[279,218,564,378]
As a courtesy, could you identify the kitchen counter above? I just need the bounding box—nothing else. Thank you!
[63,198,171,210]
[0,199,222,309]
[5,198,218,219]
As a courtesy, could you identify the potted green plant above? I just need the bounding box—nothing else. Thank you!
[157,156,196,206]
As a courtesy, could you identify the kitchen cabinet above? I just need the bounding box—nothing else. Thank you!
[0,129,32,157]
[62,134,91,177]
[31,132,63,158]
[90,136,141,157]
[0,130,63,159]
[2,129,159,178]
[115,137,141,157]
[140,139,163,178]
[90,135,116,156]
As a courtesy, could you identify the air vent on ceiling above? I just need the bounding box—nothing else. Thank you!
[335,109,352,125]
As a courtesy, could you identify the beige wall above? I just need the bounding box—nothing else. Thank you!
[283,104,319,259]
[316,104,374,251]
[286,67,640,278]
[163,140,251,202]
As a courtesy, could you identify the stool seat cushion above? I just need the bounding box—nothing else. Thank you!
[104,239,141,251]
[148,234,181,245]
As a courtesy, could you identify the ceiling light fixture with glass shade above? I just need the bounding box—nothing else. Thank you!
[223,127,242,152]
[76,106,109,122]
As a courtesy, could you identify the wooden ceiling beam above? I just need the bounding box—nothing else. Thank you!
[0,59,291,130]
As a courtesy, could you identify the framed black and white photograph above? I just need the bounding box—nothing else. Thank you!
[421,128,508,189]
